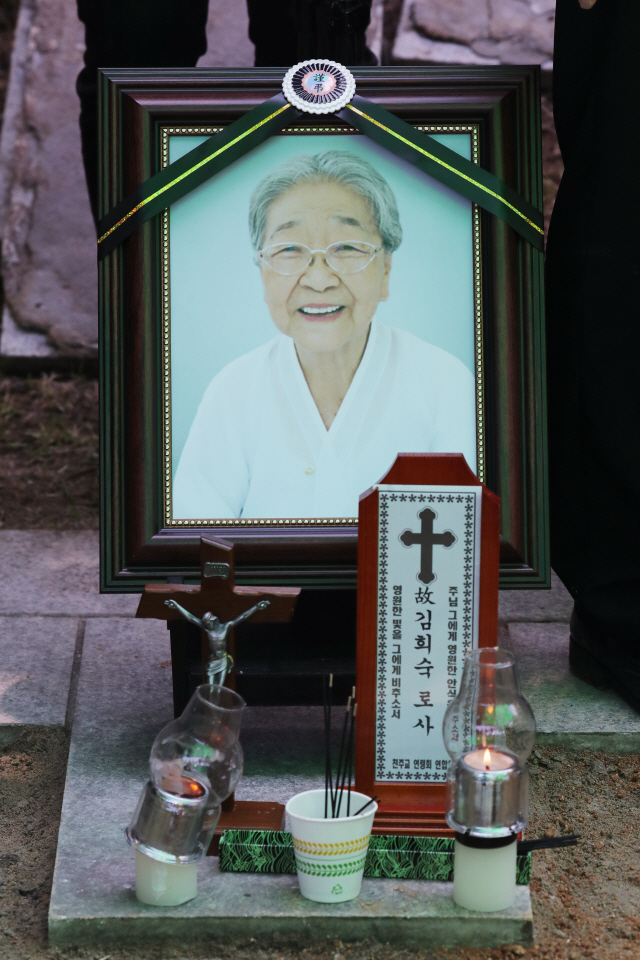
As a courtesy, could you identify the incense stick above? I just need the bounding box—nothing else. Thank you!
[517,834,579,853]
[333,696,351,816]
[335,701,351,817]
[325,674,334,818]
[346,702,356,815]
[322,673,329,818]
[352,795,378,817]
[336,700,356,817]
[322,687,362,819]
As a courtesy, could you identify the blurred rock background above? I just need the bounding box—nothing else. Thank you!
[392,0,554,71]
[0,0,256,360]
[0,0,557,362]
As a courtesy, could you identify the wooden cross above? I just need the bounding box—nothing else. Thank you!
[399,507,456,584]
[136,535,299,634]
[136,535,300,850]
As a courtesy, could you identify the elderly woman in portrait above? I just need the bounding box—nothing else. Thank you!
[174,150,476,520]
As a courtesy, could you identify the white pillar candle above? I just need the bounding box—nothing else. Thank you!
[453,837,517,912]
[134,849,198,906]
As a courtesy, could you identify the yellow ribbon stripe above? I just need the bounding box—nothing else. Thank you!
[98,103,291,246]
[292,836,370,857]
[347,104,544,238]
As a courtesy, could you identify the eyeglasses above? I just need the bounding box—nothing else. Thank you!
[257,241,382,276]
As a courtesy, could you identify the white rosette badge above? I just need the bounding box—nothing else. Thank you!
[283,60,356,115]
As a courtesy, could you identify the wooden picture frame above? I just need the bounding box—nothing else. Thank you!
[99,66,547,592]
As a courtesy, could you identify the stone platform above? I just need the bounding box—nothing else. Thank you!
[47,616,533,949]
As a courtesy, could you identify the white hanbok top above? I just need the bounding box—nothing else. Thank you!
[173,318,477,519]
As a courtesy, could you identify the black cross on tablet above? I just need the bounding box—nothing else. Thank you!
[400,508,455,584]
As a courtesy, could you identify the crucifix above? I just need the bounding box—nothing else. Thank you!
[399,508,456,584]
[163,597,271,687]
[136,535,300,849]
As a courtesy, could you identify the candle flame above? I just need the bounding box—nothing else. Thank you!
[483,748,491,769]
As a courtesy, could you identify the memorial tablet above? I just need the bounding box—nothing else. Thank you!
[355,453,500,836]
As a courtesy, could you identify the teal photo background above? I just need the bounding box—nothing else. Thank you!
[169,132,474,478]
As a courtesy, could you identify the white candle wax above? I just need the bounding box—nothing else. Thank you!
[464,748,514,772]
[453,838,517,911]
[134,849,198,906]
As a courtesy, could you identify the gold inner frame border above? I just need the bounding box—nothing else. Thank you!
[160,122,484,528]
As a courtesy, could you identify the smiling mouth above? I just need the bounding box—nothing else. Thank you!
[298,305,344,317]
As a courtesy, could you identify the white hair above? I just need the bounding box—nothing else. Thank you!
[248,149,403,253]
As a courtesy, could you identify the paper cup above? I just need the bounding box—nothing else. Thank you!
[285,789,377,903]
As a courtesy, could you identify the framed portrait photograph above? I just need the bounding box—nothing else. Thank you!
[98,67,547,592]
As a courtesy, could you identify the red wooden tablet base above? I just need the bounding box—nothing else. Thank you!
[354,454,501,838]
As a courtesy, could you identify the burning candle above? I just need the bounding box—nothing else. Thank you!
[464,748,515,772]
[454,749,521,828]
[443,649,536,913]
[449,749,521,911]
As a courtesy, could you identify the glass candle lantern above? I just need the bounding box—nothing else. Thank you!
[126,684,246,905]
[443,647,536,911]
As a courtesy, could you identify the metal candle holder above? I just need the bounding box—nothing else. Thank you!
[126,776,215,864]
[442,647,536,912]
[126,684,246,905]
[446,749,526,839]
